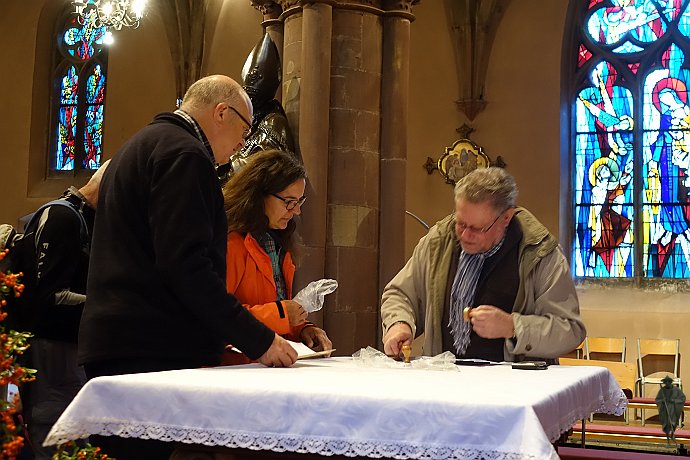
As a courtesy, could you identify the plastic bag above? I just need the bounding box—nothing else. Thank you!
[352,346,458,371]
[293,279,338,313]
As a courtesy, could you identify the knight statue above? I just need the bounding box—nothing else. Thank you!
[221,32,296,180]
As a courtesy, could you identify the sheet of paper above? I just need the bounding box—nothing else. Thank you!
[227,342,334,360]
[287,340,334,359]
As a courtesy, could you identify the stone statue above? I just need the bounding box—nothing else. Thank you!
[656,375,686,444]
[225,33,296,177]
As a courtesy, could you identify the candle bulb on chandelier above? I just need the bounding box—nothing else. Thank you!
[72,0,147,30]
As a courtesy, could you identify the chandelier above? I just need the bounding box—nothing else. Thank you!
[73,0,147,30]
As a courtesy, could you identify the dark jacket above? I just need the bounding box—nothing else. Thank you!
[78,112,275,367]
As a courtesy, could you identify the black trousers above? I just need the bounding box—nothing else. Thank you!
[22,339,87,460]
[84,357,209,460]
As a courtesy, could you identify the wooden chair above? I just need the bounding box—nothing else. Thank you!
[585,336,626,362]
[560,340,587,360]
[636,337,682,425]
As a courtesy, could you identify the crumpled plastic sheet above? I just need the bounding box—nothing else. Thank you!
[293,279,338,313]
[352,346,459,371]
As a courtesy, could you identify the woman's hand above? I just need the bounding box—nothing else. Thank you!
[300,326,332,352]
[284,300,308,326]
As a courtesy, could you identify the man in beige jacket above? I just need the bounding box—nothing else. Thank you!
[381,167,585,362]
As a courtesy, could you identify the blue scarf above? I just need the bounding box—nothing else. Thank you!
[254,231,287,301]
[448,239,504,356]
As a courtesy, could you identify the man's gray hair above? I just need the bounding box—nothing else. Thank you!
[180,75,248,112]
[453,167,518,211]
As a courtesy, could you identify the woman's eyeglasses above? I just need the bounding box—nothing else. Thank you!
[271,193,307,211]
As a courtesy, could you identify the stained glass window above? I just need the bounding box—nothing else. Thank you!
[51,9,108,172]
[572,0,690,279]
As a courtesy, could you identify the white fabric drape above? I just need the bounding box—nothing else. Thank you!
[45,358,627,460]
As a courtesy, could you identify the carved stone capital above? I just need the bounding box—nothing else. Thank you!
[339,0,380,7]
[251,0,283,18]
[276,0,300,12]
[382,0,419,13]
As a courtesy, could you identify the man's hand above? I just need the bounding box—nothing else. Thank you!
[469,305,514,339]
[383,322,412,357]
[257,333,298,367]
[284,300,308,326]
[300,325,332,352]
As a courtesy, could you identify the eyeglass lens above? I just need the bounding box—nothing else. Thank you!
[272,193,306,210]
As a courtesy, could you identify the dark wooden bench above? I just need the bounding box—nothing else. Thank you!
[572,422,690,446]
[558,445,679,459]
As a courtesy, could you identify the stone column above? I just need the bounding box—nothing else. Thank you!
[279,0,417,354]
[279,1,302,138]
[326,2,383,352]
[281,1,334,329]
[379,0,414,345]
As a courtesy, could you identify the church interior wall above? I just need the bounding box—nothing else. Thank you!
[1,0,689,374]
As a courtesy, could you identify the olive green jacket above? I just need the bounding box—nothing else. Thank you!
[381,207,585,361]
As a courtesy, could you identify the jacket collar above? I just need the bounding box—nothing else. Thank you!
[152,111,216,165]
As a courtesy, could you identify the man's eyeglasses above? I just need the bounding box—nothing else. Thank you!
[456,208,508,235]
[226,105,252,139]
[271,193,307,211]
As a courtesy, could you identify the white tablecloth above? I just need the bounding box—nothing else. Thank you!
[45,358,626,460]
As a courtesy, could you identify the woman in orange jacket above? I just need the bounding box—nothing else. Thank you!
[221,149,331,364]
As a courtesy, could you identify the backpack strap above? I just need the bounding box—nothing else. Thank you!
[25,199,89,252]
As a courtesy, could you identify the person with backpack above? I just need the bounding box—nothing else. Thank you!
[20,160,109,459]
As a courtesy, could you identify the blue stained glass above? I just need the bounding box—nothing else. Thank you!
[643,204,690,277]
[642,45,690,278]
[675,1,690,38]
[658,0,687,22]
[61,66,78,105]
[83,65,105,168]
[586,1,669,52]
[86,65,105,103]
[83,105,103,169]
[574,61,635,278]
[62,16,106,61]
[574,204,635,277]
[574,1,690,279]
[57,106,77,171]
[612,41,645,53]
[52,5,108,173]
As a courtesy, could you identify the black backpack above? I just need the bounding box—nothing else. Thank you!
[0,200,88,330]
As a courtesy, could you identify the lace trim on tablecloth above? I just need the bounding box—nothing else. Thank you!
[45,421,557,460]
[543,387,629,442]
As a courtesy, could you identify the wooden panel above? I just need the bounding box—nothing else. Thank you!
[559,358,636,395]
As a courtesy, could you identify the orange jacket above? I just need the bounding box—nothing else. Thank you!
[225,231,307,341]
